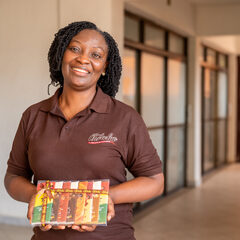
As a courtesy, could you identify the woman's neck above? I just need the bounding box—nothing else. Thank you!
[59,86,97,121]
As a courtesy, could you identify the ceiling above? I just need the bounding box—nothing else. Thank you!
[188,0,240,5]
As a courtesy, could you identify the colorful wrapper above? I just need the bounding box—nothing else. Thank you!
[31,179,109,227]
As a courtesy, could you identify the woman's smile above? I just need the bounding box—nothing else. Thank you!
[71,66,90,76]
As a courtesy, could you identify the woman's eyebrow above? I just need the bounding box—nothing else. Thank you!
[71,39,105,51]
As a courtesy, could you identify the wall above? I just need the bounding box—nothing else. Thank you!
[202,36,240,54]
[0,0,124,223]
[0,0,58,221]
[196,3,240,36]
[187,37,202,187]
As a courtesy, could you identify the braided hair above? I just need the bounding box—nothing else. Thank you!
[48,21,122,97]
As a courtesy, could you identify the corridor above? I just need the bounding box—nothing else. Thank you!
[133,163,240,240]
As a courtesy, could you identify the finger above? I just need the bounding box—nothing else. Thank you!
[107,197,115,222]
[27,195,36,223]
[81,225,96,232]
[72,225,85,232]
[52,225,66,230]
[40,224,52,231]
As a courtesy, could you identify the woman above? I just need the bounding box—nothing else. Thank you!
[4,21,164,240]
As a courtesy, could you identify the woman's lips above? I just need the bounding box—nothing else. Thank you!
[72,67,90,74]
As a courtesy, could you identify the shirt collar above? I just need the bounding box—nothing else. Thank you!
[39,86,111,115]
[89,86,111,114]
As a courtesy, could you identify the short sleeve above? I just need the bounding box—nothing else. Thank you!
[6,113,33,180]
[125,114,162,178]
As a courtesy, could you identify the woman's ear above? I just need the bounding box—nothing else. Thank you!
[103,61,109,74]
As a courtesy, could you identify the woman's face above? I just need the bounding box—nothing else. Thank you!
[61,29,108,91]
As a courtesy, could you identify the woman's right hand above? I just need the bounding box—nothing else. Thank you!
[27,189,66,231]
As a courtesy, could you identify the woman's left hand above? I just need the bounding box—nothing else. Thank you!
[71,195,115,232]
[71,224,96,232]
[107,195,115,222]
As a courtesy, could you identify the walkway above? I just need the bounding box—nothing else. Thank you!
[133,163,240,240]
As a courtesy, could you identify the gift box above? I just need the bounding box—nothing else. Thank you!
[31,180,109,227]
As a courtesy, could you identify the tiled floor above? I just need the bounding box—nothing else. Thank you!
[133,163,240,240]
[1,163,239,240]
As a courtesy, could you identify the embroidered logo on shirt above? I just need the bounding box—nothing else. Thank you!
[88,133,118,145]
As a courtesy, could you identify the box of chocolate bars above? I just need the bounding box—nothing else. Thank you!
[31,180,109,227]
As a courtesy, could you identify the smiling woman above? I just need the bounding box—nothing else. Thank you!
[4,21,164,240]
[61,29,108,94]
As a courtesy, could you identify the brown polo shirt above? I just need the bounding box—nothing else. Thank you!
[7,86,162,240]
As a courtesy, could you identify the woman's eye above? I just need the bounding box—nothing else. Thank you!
[69,47,79,53]
[92,53,101,59]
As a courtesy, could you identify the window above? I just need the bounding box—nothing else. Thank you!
[201,46,228,174]
[123,12,187,203]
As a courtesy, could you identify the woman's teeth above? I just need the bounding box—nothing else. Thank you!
[72,68,89,73]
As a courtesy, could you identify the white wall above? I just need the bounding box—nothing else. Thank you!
[196,3,240,36]
[202,35,240,54]
[0,0,58,220]
[0,0,124,222]
[187,37,202,187]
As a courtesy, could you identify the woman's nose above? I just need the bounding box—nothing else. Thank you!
[76,54,89,64]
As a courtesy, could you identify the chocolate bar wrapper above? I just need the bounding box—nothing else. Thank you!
[50,181,63,225]
[98,180,109,225]
[31,179,110,226]
[37,181,46,191]
[66,181,79,224]
[57,181,71,224]
[74,181,88,224]
[32,191,44,225]
[82,181,93,224]
[91,181,102,224]
[45,181,55,224]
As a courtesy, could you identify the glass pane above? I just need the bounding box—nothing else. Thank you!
[167,127,185,192]
[203,121,215,172]
[204,69,216,120]
[217,120,226,165]
[219,54,226,68]
[124,16,139,42]
[141,52,164,127]
[218,72,227,118]
[168,60,186,125]
[207,48,216,65]
[122,48,137,109]
[138,129,164,205]
[149,129,164,165]
[169,33,184,55]
[144,24,165,49]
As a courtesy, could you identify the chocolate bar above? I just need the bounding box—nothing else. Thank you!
[31,180,109,227]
